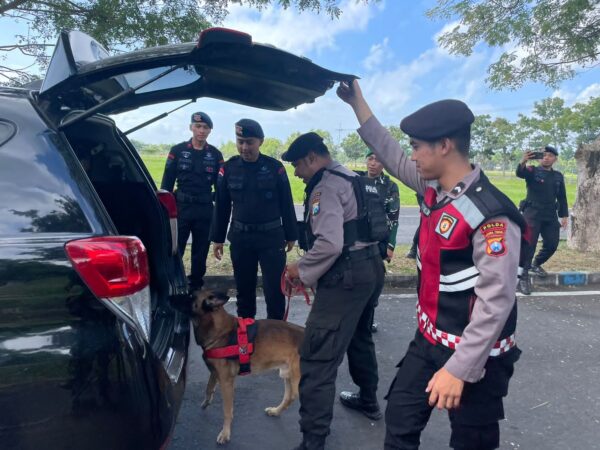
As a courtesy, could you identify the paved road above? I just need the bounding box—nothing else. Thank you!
[170,289,600,450]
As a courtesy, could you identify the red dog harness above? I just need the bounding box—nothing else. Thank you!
[203,317,256,375]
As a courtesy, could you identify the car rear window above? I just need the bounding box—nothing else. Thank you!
[0,126,94,235]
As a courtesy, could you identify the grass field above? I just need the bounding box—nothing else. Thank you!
[142,153,577,206]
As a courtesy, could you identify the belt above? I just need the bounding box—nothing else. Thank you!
[416,304,516,357]
[231,219,282,232]
[176,191,212,203]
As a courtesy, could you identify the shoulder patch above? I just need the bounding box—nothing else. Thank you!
[311,192,321,216]
[480,221,507,257]
[218,167,225,176]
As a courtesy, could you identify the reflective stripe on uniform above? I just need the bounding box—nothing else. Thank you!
[416,303,516,357]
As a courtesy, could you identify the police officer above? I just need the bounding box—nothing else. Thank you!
[356,149,400,262]
[338,80,526,450]
[355,149,400,334]
[516,146,569,295]
[284,132,386,450]
[211,119,297,320]
[161,112,224,292]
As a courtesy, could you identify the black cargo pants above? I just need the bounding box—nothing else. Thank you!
[177,201,213,290]
[298,250,385,438]
[522,208,560,270]
[384,331,521,450]
[228,227,286,320]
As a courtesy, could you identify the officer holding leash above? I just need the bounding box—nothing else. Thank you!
[211,119,297,320]
[516,146,568,295]
[284,132,386,450]
[161,112,224,292]
[338,80,527,450]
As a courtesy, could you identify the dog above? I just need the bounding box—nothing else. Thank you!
[188,289,304,444]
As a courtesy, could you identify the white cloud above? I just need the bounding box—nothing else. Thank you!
[223,0,376,56]
[575,83,600,103]
[363,37,392,71]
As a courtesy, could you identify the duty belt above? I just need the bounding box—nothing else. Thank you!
[231,219,282,232]
[176,191,213,203]
[344,244,380,262]
[416,303,516,357]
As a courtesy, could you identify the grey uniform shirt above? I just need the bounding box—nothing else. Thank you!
[358,116,520,383]
[298,161,362,288]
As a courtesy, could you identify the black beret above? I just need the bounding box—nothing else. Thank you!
[190,111,213,128]
[544,145,558,156]
[281,132,327,162]
[235,119,264,139]
[400,99,474,141]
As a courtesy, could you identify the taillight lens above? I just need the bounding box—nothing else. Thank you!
[157,190,177,219]
[65,236,151,342]
[65,237,149,297]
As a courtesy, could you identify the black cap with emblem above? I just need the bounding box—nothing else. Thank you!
[544,145,558,156]
[281,132,328,162]
[190,112,213,128]
[400,99,474,141]
[235,119,264,139]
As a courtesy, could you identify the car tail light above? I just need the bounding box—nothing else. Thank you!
[157,190,178,255]
[65,236,151,342]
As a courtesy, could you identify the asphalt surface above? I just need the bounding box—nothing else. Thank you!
[170,288,600,450]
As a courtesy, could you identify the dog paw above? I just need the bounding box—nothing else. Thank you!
[216,429,230,444]
[265,406,281,417]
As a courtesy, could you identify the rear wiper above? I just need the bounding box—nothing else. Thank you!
[124,100,196,135]
[58,63,185,130]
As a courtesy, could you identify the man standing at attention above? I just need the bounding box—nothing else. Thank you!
[338,79,526,450]
[211,119,297,320]
[516,146,568,295]
[284,132,385,450]
[161,112,223,292]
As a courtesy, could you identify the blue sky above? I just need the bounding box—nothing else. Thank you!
[2,0,599,147]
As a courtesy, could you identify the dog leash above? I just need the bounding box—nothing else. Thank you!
[280,267,312,322]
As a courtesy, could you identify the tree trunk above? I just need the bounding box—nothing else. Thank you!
[568,137,600,252]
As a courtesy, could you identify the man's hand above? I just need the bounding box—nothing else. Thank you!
[386,248,394,263]
[561,217,568,229]
[213,243,224,261]
[520,150,535,165]
[336,79,373,125]
[286,241,295,252]
[425,367,464,410]
[286,262,300,280]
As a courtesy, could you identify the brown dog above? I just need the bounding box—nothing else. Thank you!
[189,289,304,444]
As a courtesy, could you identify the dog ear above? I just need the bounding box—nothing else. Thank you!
[202,290,230,311]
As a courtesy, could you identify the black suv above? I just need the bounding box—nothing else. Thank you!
[0,28,350,449]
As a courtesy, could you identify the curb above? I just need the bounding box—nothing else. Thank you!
[205,272,600,290]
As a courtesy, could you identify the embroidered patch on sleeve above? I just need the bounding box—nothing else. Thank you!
[218,167,225,176]
[311,192,321,216]
[480,221,507,257]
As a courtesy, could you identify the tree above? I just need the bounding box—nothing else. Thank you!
[470,114,495,165]
[340,132,365,161]
[1,0,372,85]
[428,0,600,89]
[569,97,600,146]
[260,137,284,158]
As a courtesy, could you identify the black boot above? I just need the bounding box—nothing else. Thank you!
[292,433,326,450]
[339,391,382,420]
[405,245,417,259]
[530,264,548,278]
[518,271,531,295]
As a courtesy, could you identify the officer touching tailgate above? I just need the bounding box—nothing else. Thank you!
[161,112,224,292]
[338,80,527,450]
[284,132,386,450]
[211,119,297,320]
